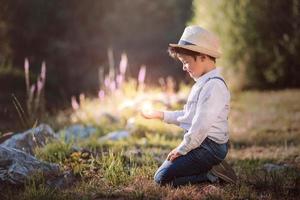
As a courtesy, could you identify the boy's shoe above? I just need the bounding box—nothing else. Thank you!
[211,160,237,184]
[206,171,219,183]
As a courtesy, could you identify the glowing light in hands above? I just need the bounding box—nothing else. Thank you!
[141,101,154,116]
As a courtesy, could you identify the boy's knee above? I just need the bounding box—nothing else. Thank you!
[154,170,171,186]
[154,160,176,186]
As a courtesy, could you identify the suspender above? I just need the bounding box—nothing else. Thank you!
[207,77,228,88]
[195,76,228,102]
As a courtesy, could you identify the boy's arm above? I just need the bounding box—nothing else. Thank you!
[176,81,230,155]
[163,110,184,125]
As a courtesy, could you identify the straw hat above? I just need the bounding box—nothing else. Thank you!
[169,25,222,58]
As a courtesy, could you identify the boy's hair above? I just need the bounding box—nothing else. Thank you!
[168,46,216,63]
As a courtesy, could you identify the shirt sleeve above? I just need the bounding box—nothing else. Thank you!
[176,81,230,155]
[163,110,184,125]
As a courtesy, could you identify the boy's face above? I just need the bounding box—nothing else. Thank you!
[177,54,205,80]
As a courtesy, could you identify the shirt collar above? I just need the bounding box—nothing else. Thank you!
[194,68,220,85]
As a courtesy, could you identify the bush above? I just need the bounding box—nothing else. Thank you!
[192,0,300,89]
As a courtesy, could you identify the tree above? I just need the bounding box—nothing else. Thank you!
[192,0,300,89]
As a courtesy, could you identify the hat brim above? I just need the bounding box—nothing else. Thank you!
[169,43,221,58]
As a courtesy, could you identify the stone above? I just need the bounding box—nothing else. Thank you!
[1,124,58,155]
[62,124,97,143]
[0,145,60,184]
[99,130,130,141]
[262,163,290,172]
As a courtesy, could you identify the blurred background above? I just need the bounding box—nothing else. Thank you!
[0,2,300,198]
[0,0,299,132]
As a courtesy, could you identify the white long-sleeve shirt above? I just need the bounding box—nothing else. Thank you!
[163,68,230,155]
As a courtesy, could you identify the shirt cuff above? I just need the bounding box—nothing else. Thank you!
[176,141,189,155]
[163,111,178,124]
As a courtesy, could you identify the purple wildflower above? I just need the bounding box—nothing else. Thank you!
[138,65,146,84]
[71,96,79,110]
[119,53,128,75]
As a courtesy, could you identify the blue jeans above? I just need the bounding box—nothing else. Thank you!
[154,137,228,187]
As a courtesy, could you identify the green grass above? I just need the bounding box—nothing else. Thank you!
[35,140,74,164]
[2,89,300,200]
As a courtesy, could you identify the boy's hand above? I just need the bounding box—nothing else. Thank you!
[167,148,182,162]
[141,110,163,120]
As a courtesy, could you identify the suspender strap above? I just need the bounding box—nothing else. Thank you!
[196,76,228,103]
[207,77,228,88]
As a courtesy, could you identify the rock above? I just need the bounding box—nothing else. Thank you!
[262,163,290,172]
[0,145,60,184]
[98,130,130,141]
[1,124,58,155]
[62,124,97,143]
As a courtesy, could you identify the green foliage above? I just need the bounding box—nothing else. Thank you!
[22,176,63,200]
[101,150,134,186]
[35,140,73,163]
[192,0,300,89]
[64,151,101,176]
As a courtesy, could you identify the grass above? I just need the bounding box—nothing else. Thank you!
[229,89,300,147]
[1,88,300,200]
[35,140,74,163]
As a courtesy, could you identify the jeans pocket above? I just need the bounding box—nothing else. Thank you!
[201,138,228,161]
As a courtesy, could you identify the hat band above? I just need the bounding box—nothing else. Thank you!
[178,40,196,46]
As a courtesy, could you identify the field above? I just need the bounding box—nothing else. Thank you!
[1,87,300,200]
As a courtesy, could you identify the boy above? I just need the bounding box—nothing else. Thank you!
[141,26,236,186]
